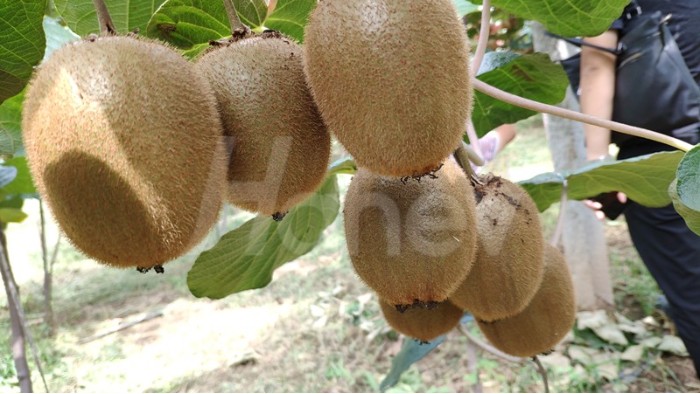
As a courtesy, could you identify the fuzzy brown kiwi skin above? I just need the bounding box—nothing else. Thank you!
[303,0,472,177]
[196,34,331,216]
[476,244,576,358]
[449,174,545,322]
[380,299,464,342]
[343,159,478,308]
[22,35,227,269]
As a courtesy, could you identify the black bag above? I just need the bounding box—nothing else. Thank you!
[559,5,700,145]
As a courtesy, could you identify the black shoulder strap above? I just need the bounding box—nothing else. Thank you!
[544,32,621,55]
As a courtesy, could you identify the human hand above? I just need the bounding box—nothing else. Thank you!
[585,191,627,221]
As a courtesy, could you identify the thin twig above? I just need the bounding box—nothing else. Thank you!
[0,227,50,392]
[471,0,492,76]
[464,1,492,157]
[39,199,55,336]
[458,324,525,363]
[91,0,116,35]
[223,0,248,35]
[472,79,695,152]
[532,356,550,393]
[453,142,481,182]
[549,179,568,247]
[78,311,164,344]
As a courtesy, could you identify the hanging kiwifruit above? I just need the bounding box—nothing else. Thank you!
[22,35,227,269]
[476,244,576,357]
[380,298,464,342]
[304,0,472,177]
[449,174,545,322]
[196,33,331,217]
[343,159,477,309]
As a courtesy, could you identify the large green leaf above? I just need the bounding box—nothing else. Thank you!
[146,0,267,58]
[265,0,316,43]
[0,93,24,157]
[472,52,568,137]
[453,0,479,17]
[671,147,700,235]
[520,151,684,212]
[146,0,230,55]
[0,0,47,103]
[488,0,629,37]
[43,16,80,61]
[54,0,167,36]
[188,175,340,299]
[2,156,37,195]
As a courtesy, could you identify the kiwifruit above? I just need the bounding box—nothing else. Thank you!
[196,34,331,216]
[380,298,464,342]
[343,159,477,308]
[22,36,227,269]
[476,244,576,357]
[449,174,545,322]
[304,0,472,177]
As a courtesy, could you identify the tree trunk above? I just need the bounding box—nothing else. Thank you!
[530,22,614,310]
[0,227,33,392]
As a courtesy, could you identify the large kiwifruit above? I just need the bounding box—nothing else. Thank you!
[196,34,331,216]
[22,36,227,269]
[304,0,472,177]
[476,244,576,357]
[343,159,477,308]
[380,298,464,342]
[449,174,545,322]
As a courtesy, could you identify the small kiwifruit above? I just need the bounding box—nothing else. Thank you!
[449,174,545,322]
[196,34,331,216]
[343,159,477,308]
[22,36,227,269]
[476,244,576,357]
[380,298,464,342]
[304,0,472,177]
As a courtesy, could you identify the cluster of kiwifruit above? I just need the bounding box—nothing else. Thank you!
[22,12,331,271]
[303,0,576,356]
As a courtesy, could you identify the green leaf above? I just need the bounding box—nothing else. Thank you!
[42,16,80,61]
[0,166,17,188]
[188,175,340,299]
[520,151,683,212]
[146,0,267,58]
[0,0,47,103]
[472,52,568,137]
[670,146,700,235]
[265,0,316,43]
[54,0,167,36]
[453,0,479,17]
[381,337,447,392]
[0,93,24,157]
[0,207,27,223]
[489,0,629,37]
[233,0,268,29]
[146,0,230,55]
[328,158,357,176]
[2,156,37,195]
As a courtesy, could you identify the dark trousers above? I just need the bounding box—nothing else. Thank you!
[624,201,700,378]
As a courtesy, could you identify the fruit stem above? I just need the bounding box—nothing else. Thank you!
[472,78,695,152]
[223,0,249,37]
[471,0,491,76]
[92,0,117,35]
[453,142,481,183]
[463,0,492,160]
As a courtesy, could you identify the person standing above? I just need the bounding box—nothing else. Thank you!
[579,0,700,378]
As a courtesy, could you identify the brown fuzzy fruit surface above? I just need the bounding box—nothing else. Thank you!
[343,159,477,307]
[196,36,331,216]
[380,299,464,342]
[22,36,227,269]
[476,244,576,357]
[449,174,545,322]
[304,0,472,177]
